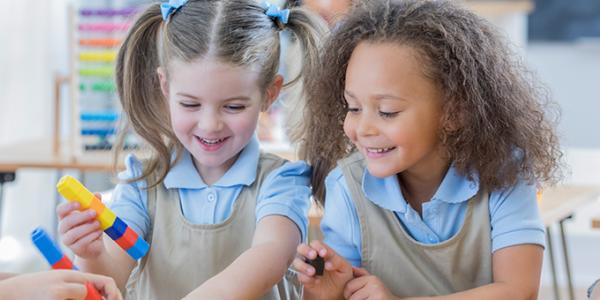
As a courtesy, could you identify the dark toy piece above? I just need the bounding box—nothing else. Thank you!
[306,256,324,276]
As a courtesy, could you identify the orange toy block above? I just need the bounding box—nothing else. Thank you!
[88,197,106,216]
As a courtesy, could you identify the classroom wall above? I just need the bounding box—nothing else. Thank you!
[0,0,70,272]
[527,42,600,149]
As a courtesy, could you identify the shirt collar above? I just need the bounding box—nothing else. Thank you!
[361,164,479,212]
[164,136,260,189]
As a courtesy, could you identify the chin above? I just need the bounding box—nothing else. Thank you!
[366,165,396,178]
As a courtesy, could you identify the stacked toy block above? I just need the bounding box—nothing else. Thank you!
[57,175,149,260]
[31,227,101,300]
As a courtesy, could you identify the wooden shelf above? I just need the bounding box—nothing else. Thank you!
[465,0,534,16]
[0,139,130,172]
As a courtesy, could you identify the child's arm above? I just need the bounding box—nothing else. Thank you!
[0,273,15,281]
[0,270,122,300]
[183,215,301,300]
[74,235,137,292]
[293,240,354,300]
[344,244,543,300]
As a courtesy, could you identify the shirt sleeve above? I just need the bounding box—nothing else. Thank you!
[320,167,362,267]
[489,180,546,252]
[109,154,151,239]
[256,160,312,242]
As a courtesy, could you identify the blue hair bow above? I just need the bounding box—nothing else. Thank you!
[262,1,290,25]
[161,0,188,21]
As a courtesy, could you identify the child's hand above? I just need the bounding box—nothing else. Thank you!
[0,270,122,300]
[343,267,397,300]
[293,240,353,300]
[57,193,105,259]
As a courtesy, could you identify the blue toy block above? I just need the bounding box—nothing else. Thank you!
[126,238,150,260]
[104,217,127,240]
[31,227,63,266]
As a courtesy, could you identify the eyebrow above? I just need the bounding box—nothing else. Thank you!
[175,93,252,102]
[344,90,409,102]
[374,94,409,102]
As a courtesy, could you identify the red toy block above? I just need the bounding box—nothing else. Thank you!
[52,255,75,270]
[85,282,102,300]
[115,227,138,250]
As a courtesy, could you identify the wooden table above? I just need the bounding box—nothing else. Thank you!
[538,185,600,300]
[0,139,295,236]
[0,139,124,238]
[0,139,122,173]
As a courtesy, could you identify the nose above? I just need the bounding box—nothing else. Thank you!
[356,113,377,137]
[197,110,224,133]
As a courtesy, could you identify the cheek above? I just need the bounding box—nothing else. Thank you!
[384,121,408,141]
[169,109,195,134]
[343,115,356,141]
[229,113,260,136]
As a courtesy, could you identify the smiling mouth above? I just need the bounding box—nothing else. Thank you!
[197,137,228,145]
[366,147,396,154]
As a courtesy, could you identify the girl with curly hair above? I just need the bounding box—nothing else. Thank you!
[292,0,561,299]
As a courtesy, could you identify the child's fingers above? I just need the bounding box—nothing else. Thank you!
[292,257,316,276]
[308,240,351,272]
[68,231,103,257]
[308,240,336,259]
[93,192,102,200]
[61,219,101,246]
[58,209,97,235]
[56,202,80,219]
[352,266,370,277]
[296,272,317,286]
[81,273,122,300]
[296,243,318,260]
[55,282,89,300]
[343,277,369,299]
[347,286,369,300]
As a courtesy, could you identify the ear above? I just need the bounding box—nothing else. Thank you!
[157,67,169,98]
[262,75,284,112]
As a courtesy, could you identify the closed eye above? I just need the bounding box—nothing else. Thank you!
[180,102,200,108]
[379,111,400,118]
[224,104,246,112]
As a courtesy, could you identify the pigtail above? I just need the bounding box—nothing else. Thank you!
[114,4,179,187]
[279,7,328,160]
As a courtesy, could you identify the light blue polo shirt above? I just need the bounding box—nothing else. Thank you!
[321,164,546,267]
[110,137,311,241]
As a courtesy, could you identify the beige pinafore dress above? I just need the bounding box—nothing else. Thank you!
[125,153,301,300]
[338,152,493,297]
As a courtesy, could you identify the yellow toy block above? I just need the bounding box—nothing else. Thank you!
[98,208,117,230]
[56,176,95,209]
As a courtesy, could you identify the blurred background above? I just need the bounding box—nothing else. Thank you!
[0,1,599,299]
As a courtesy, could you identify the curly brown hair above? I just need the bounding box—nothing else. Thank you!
[299,0,562,203]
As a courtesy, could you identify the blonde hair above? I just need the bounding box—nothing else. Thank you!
[114,0,326,187]
[301,0,562,203]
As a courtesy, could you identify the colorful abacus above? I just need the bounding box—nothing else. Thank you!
[31,227,102,300]
[72,4,141,152]
[57,175,149,260]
